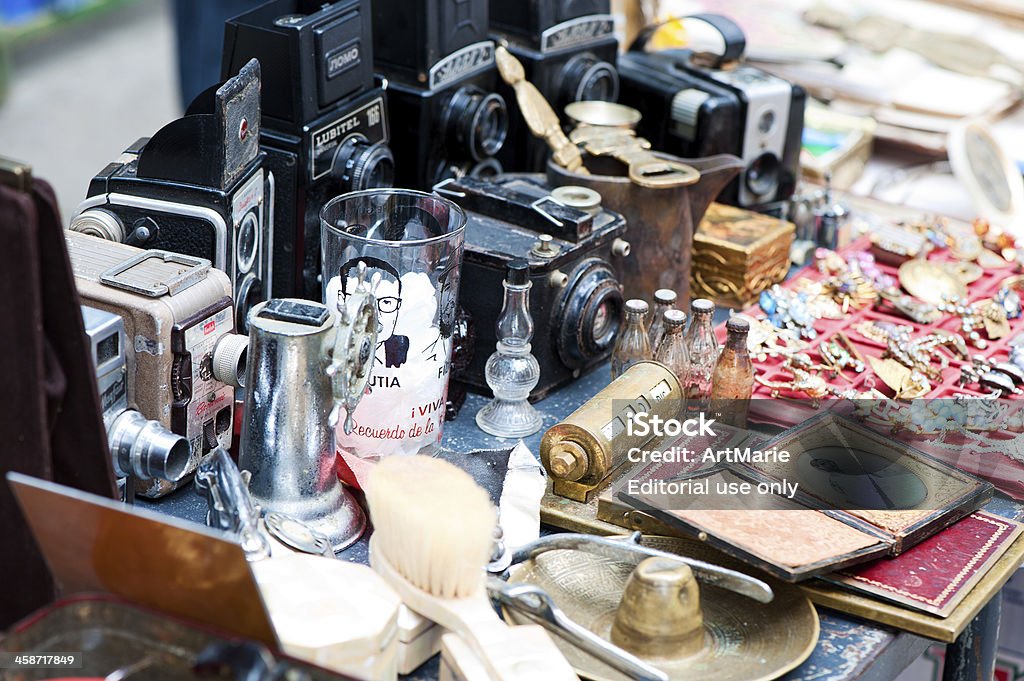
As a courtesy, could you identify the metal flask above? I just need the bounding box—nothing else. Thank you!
[239,298,374,552]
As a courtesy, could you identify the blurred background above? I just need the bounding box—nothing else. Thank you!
[0,0,178,219]
[4,0,1024,225]
[0,0,265,219]
[6,0,1024,222]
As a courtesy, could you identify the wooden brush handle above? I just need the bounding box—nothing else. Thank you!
[447,601,578,681]
[441,625,579,681]
[371,539,578,680]
[482,625,580,680]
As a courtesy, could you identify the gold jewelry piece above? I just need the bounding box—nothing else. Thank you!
[999,274,1024,292]
[868,356,931,400]
[819,332,866,378]
[877,290,942,324]
[853,321,967,380]
[732,313,808,362]
[977,249,1011,269]
[937,296,1009,348]
[943,260,983,285]
[869,223,931,261]
[755,353,832,403]
[897,259,967,306]
[788,279,845,320]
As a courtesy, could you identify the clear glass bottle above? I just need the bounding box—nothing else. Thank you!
[654,308,689,384]
[683,298,719,413]
[476,259,543,437]
[647,288,677,353]
[711,317,754,427]
[612,299,651,380]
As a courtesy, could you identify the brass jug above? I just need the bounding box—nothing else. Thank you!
[548,153,743,303]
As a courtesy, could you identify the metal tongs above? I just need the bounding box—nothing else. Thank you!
[489,531,774,681]
[488,577,669,681]
[507,531,774,603]
[195,447,272,561]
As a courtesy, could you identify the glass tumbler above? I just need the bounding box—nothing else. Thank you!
[322,189,466,464]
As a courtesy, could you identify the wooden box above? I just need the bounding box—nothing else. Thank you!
[691,203,794,308]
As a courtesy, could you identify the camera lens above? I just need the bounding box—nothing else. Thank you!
[237,211,260,274]
[561,54,619,108]
[554,258,623,370]
[468,157,503,179]
[236,274,263,333]
[746,152,782,200]
[213,333,249,389]
[108,409,192,483]
[445,86,509,162]
[430,157,503,186]
[592,299,614,340]
[69,208,125,242]
[334,136,395,191]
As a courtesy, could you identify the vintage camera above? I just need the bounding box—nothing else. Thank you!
[489,0,619,171]
[440,175,630,400]
[69,60,272,331]
[81,305,192,503]
[68,231,249,499]
[371,0,510,189]
[223,0,395,300]
[617,15,805,208]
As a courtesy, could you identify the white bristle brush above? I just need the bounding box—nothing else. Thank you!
[367,456,579,681]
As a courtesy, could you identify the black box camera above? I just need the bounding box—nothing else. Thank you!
[617,15,805,208]
[70,59,272,332]
[440,175,630,400]
[490,0,620,171]
[223,0,395,300]
[372,0,510,189]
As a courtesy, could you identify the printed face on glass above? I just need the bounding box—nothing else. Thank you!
[337,256,409,368]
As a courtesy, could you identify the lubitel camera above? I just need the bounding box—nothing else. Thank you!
[69,231,249,499]
[223,0,395,300]
[371,0,510,189]
[489,0,620,171]
[69,59,272,331]
[617,15,805,208]
[438,175,630,400]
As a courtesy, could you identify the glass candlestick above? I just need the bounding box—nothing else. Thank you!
[476,259,543,438]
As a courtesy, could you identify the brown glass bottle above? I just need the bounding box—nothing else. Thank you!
[711,317,754,427]
[612,299,652,380]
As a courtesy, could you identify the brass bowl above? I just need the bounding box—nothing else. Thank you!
[504,536,819,681]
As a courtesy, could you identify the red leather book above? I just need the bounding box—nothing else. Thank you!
[825,511,1023,617]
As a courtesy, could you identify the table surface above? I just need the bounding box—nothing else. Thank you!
[143,358,994,681]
